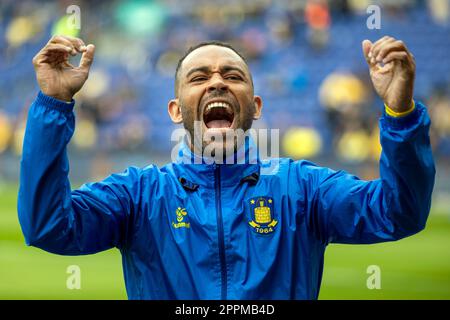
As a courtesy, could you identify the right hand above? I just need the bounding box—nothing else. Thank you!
[32,35,95,102]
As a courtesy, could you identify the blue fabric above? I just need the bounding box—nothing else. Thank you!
[18,91,435,299]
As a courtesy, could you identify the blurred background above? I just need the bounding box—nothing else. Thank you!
[0,0,449,299]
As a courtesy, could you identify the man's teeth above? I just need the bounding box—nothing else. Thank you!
[205,102,231,112]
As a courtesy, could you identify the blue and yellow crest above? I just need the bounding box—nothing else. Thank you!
[172,207,190,229]
[248,197,277,235]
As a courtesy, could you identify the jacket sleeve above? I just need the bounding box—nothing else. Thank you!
[299,101,435,244]
[18,91,141,255]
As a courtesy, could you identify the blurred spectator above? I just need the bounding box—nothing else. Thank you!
[283,126,322,159]
[319,70,379,162]
[428,84,450,157]
[319,71,368,111]
[0,112,12,154]
[304,0,330,50]
[428,0,450,25]
[319,71,369,130]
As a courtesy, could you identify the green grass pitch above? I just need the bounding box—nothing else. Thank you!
[1,183,449,299]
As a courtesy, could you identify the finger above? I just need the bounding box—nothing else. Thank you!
[42,43,74,55]
[370,36,395,63]
[60,35,86,51]
[40,48,73,65]
[49,35,86,53]
[362,39,373,65]
[33,44,73,65]
[371,38,396,63]
[369,36,391,56]
[48,36,75,54]
[370,36,394,52]
[78,44,95,72]
[40,53,69,65]
[49,35,86,49]
[375,40,409,62]
[381,51,408,64]
[45,52,70,65]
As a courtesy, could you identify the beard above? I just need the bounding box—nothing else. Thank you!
[180,100,255,161]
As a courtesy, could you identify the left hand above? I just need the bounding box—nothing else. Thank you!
[362,36,415,113]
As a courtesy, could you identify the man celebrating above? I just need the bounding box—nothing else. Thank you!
[18,35,435,299]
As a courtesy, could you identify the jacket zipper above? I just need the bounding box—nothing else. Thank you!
[214,164,227,300]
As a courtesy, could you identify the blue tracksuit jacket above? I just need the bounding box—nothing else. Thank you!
[18,91,435,299]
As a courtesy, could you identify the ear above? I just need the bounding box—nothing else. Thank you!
[168,99,183,124]
[252,95,263,120]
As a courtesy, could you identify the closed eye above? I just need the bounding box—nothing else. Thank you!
[191,76,208,82]
[191,75,208,82]
[226,75,243,80]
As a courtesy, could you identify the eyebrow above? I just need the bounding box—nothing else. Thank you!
[185,65,247,79]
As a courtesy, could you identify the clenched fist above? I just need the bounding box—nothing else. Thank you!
[32,35,95,102]
[362,36,416,113]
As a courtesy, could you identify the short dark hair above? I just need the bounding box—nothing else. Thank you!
[174,40,251,96]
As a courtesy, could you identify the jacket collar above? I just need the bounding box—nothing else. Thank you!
[173,136,261,188]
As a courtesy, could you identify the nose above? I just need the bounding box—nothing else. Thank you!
[207,73,228,93]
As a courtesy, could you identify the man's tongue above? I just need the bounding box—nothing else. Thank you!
[206,120,231,128]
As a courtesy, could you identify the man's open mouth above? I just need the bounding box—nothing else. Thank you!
[203,101,235,129]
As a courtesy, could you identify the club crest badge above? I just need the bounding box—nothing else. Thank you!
[248,197,277,235]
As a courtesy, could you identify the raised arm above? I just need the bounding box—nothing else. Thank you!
[18,36,139,255]
[299,37,435,244]
[299,101,434,244]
